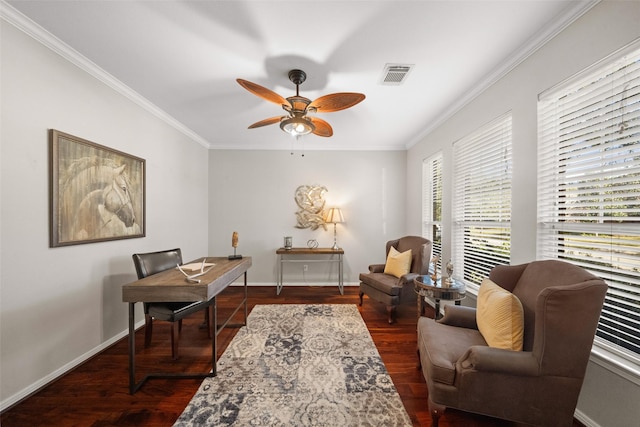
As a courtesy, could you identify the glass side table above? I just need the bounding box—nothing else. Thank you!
[414,275,466,320]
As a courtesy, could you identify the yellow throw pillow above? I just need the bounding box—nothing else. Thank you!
[383,246,412,278]
[476,278,524,351]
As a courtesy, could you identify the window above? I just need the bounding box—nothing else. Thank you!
[422,153,442,266]
[538,40,640,361]
[453,113,512,289]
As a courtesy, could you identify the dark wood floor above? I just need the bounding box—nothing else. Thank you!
[1,286,584,426]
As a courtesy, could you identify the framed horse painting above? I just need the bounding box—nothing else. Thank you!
[49,130,146,247]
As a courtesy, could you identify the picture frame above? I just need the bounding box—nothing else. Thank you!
[49,129,146,247]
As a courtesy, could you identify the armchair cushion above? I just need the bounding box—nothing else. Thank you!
[383,247,412,278]
[418,317,487,386]
[359,272,402,296]
[476,278,524,351]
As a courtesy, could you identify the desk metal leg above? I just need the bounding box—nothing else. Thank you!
[128,301,218,395]
[126,268,249,394]
[128,302,136,394]
[244,271,248,322]
[338,254,344,295]
[212,299,217,376]
[277,255,283,295]
[212,270,249,376]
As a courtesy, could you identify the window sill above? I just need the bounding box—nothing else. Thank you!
[590,341,640,386]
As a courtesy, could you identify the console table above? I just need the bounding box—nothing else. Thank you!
[122,256,251,394]
[276,247,344,295]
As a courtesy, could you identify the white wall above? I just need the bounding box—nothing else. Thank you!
[207,150,407,285]
[0,22,209,407]
[406,2,640,426]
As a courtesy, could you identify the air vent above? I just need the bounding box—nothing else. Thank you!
[380,64,413,85]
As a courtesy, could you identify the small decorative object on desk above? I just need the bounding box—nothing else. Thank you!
[228,231,243,260]
[307,239,319,249]
[284,236,293,250]
[177,258,214,283]
[444,259,454,286]
[430,255,439,282]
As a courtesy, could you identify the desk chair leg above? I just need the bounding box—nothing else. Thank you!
[171,322,179,360]
[200,310,209,330]
[144,314,153,347]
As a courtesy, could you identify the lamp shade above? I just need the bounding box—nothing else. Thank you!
[324,207,344,224]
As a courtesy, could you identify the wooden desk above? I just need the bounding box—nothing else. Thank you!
[122,256,252,394]
[276,247,344,295]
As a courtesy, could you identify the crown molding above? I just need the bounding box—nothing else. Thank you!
[0,1,211,149]
[405,0,601,149]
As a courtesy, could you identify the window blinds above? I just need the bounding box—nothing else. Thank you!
[453,113,512,287]
[422,153,443,263]
[538,40,640,358]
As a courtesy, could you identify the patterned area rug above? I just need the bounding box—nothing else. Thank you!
[174,304,412,426]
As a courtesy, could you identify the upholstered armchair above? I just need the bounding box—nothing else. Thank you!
[359,236,431,323]
[417,260,607,427]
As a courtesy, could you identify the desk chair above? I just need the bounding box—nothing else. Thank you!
[132,248,213,360]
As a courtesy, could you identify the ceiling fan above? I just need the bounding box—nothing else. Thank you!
[237,69,365,137]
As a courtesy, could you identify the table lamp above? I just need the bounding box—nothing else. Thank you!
[324,207,344,250]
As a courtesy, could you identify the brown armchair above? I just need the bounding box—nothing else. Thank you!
[359,236,431,323]
[417,260,607,427]
[132,248,213,360]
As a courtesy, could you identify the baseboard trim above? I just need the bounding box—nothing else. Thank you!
[0,319,145,413]
[574,408,600,427]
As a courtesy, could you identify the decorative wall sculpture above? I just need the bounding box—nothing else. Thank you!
[294,184,328,230]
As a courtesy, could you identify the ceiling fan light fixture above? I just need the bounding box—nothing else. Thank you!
[238,69,363,139]
[280,116,315,136]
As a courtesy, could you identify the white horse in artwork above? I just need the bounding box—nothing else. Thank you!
[60,157,140,242]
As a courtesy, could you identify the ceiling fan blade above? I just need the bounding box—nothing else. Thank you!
[248,116,283,129]
[237,79,288,106]
[308,93,365,113]
[309,117,333,137]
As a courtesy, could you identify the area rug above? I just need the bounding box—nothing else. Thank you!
[174,304,412,426]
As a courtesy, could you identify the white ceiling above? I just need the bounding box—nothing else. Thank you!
[5,0,596,151]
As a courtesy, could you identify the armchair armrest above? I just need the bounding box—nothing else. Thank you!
[438,305,478,329]
[399,272,419,286]
[459,346,540,376]
[369,264,385,273]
